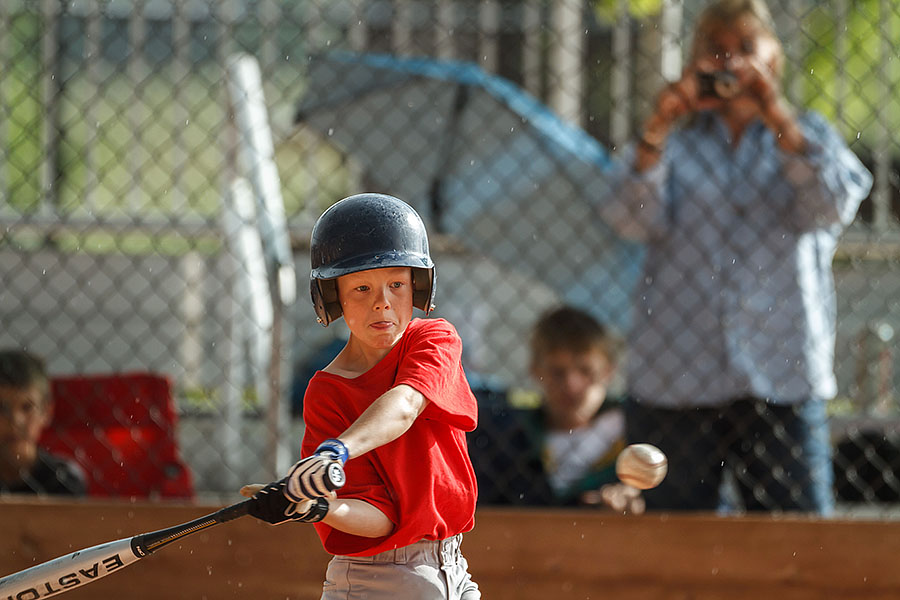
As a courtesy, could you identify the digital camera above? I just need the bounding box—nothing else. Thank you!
[697,71,740,99]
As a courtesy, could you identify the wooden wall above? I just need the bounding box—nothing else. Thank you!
[2,499,899,599]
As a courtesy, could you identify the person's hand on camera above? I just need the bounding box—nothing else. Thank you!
[735,57,804,151]
[653,73,699,125]
[633,68,701,170]
[637,54,739,164]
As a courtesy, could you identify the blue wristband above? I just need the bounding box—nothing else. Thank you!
[316,438,349,464]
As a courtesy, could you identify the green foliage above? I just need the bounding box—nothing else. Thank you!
[802,1,900,148]
[181,384,262,413]
[592,0,663,23]
[4,12,42,211]
[2,19,349,256]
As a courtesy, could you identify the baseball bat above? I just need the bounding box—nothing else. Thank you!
[1,462,345,599]
[0,498,251,599]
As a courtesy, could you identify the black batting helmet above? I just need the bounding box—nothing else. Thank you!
[309,193,436,326]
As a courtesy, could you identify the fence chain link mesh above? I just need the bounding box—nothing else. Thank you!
[1,0,898,514]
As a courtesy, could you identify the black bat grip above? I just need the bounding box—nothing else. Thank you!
[131,499,254,557]
[214,498,254,523]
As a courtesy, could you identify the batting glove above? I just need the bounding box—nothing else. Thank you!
[285,438,348,503]
[248,479,329,525]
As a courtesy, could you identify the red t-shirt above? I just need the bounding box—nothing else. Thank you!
[302,317,479,556]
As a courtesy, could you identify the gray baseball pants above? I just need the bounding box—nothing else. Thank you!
[320,534,481,599]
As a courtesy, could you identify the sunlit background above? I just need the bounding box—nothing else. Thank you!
[1,0,898,512]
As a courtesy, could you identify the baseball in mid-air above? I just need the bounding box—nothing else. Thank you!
[616,443,668,490]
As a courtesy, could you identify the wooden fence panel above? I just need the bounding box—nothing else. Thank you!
[2,500,899,599]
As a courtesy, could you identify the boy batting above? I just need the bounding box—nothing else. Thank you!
[242,193,481,599]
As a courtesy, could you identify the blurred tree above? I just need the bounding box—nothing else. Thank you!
[803,0,900,145]
[4,12,43,212]
[592,0,663,23]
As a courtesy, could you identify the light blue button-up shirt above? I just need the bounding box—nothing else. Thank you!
[599,111,873,407]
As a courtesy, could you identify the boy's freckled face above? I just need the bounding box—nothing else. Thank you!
[337,267,414,349]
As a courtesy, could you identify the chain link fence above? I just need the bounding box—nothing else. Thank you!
[1,0,899,514]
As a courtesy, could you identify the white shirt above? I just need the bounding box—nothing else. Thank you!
[544,408,624,494]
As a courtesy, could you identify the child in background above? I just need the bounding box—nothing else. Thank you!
[469,306,643,513]
[0,349,86,496]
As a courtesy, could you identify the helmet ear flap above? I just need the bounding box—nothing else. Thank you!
[412,268,436,315]
[311,279,341,326]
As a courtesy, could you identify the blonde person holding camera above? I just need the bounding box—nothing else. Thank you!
[598,0,872,513]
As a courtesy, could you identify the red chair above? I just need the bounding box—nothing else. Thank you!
[40,372,195,499]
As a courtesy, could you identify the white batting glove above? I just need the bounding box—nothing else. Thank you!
[285,438,348,503]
